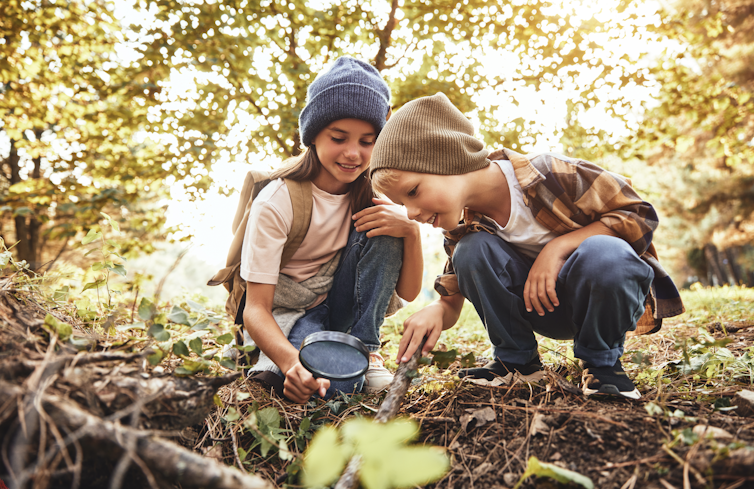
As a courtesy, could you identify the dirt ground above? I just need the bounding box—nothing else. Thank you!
[3,279,754,489]
[199,319,754,489]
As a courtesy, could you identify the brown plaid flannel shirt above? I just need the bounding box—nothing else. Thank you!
[434,148,685,335]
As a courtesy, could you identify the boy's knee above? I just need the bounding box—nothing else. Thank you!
[570,236,652,286]
[453,232,502,275]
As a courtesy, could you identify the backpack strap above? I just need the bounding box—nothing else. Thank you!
[280,179,313,269]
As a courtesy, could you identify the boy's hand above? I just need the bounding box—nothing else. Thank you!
[283,362,330,404]
[524,243,567,316]
[396,305,445,363]
[353,198,420,239]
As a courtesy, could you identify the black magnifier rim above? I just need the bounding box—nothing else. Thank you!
[299,331,370,380]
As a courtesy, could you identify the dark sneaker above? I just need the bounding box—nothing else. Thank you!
[581,360,641,400]
[459,356,544,382]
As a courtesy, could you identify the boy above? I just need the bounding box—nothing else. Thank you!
[369,93,684,399]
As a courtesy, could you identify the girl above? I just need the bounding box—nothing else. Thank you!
[238,57,422,404]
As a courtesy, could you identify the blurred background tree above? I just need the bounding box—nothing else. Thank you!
[562,0,754,285]
[3,0,752,287]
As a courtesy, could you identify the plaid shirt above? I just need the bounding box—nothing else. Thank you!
[434,148,685,335]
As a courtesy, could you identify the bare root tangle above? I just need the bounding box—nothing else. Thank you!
[1,381,272,489]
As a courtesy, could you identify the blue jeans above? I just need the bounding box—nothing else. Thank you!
[452,233,653,367]
[286,229,403,397]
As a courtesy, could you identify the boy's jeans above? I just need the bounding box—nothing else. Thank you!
[452,233,654,368]
[286,229,402,396]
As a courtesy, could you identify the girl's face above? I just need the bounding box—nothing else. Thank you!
[312,119,376,194]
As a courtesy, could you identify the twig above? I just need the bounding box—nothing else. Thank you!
[154,245,191,304]
[599,454,670,470]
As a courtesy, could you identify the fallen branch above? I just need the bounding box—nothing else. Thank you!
[334,339,426,489]
[2,380,273,489]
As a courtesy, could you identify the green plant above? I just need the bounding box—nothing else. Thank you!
[78,212,127,310]
[301,417,448,489]
[513,456,593,489]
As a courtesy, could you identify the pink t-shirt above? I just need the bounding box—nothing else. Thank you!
[240,179,351,285]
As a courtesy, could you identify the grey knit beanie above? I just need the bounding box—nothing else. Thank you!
[370,92,489,176]
[299,56,391,147]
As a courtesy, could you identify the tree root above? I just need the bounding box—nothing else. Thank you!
[1,380,272,489]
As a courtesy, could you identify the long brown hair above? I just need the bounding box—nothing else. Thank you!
[271,147,376,214]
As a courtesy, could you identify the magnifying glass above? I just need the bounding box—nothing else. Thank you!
[299,331,370,380]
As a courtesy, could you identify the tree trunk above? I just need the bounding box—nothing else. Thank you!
[8,141,42,269]
[703,243,730,286]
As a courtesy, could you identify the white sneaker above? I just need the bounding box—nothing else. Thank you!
[364,353,393,393]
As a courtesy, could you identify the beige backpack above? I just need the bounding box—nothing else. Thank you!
[207,170,312,319]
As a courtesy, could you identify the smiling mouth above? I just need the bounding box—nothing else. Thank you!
[426,214,437,225]
[337,163,360,171]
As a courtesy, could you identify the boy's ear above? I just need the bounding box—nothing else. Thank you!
[386,106,393,122]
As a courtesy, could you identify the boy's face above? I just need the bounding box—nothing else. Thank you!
[380,169,467,231]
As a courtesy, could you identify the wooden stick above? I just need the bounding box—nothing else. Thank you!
[334,339,426,489]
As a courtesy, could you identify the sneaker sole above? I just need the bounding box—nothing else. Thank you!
[583,384,641,400]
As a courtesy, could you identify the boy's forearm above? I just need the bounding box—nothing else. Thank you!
[395,226,423,301]
[437,293,464,330]
[545,221,619,258]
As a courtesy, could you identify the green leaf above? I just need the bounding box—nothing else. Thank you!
[91,261,105,271]
[148,323,170,342]
[430,349,458,369]
[216,333,233,345]
[43,313,72,341]
[0,251,12,266]
[236,392,250,401]
[219,358,236,370]
[513,456,593,489]
[191,318,210,330]
[225,407,240,422]
[168,305,191,326]
[189,337,203,355]
[302,426,348,487]
[100,211,120,233]
[257,407,281,430]
[186,300,205,311]
[82,279,106,292]
[116,321,146,332]
[237,447,248,462]
[172,340,189,357]
[109,263,127,277]
[147,349,165,366]
[460,352,476,368]
[138,298,156,321]
[82,228,102,245]
[53,286,69,302]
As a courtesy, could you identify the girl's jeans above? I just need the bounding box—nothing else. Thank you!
[452,233,654,368]
[286,229,403,397]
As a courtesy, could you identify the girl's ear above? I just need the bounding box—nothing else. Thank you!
[386,106,393,122]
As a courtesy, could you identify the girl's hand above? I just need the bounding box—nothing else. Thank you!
[283,362,330,403]
[353,198,420,239]
[524,242,567,316]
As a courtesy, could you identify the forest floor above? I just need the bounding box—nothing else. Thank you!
[2,257,754,489]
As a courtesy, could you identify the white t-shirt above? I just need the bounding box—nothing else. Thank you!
[492,159,558,259]
[240,179,351,284]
